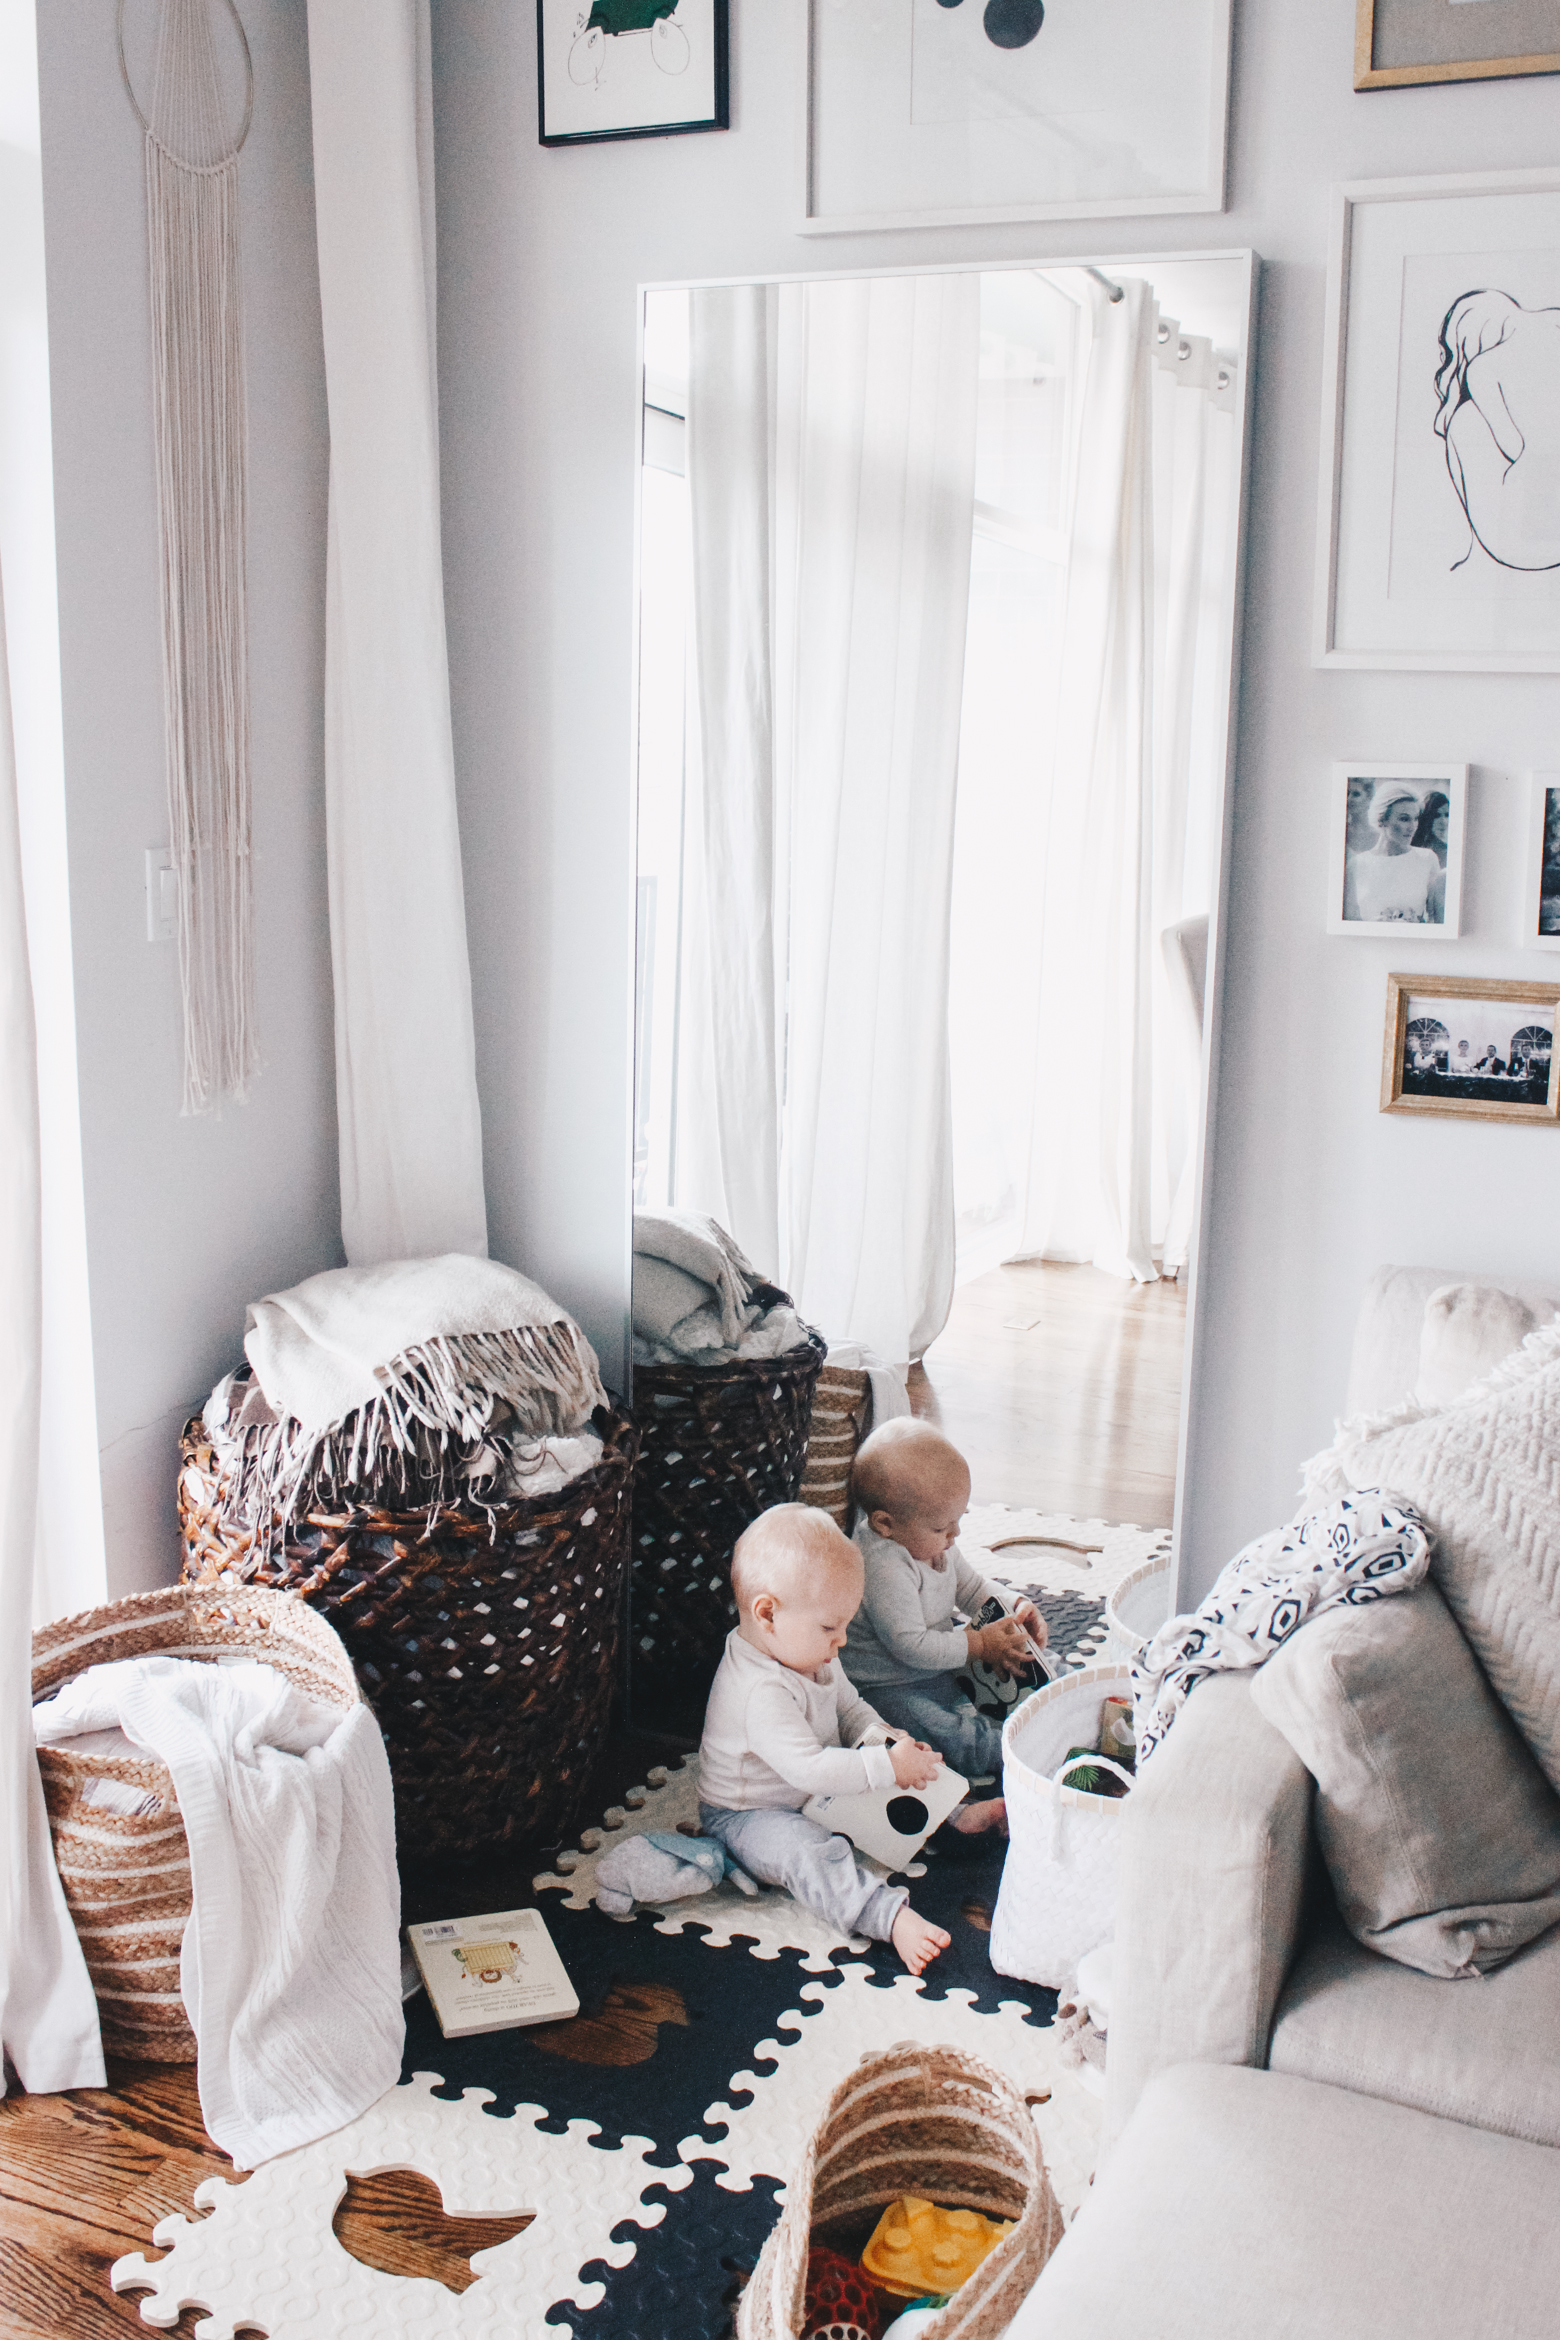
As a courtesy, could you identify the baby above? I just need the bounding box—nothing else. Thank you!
[844,1418,1046,1787]
[698,1504,952,1976]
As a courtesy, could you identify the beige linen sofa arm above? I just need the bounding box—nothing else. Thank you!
[1103,1673,1313,2150]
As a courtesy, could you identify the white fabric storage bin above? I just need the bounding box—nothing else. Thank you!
[990,1663,1133,1992]
[1104,1556,1173,1661]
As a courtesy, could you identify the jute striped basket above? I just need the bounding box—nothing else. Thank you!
[736,2045,1063,2340]
[32,1584,359,2063]
[796,1362,872,1533]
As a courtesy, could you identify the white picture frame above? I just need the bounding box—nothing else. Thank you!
[1315,169,1560,672]
[1524,771,1560,951]
[1326,762,1467,938]
[799,0,1232,236]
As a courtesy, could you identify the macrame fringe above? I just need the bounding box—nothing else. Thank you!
[209,1321,607,1542]
[131,0,259,1112]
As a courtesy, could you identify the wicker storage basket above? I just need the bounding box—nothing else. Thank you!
[736,2044,1063,2340]
[179,1402,638,1860]
[629,1290,825,1738]
[796,1362,872,1533]
[32,1583,359,2063]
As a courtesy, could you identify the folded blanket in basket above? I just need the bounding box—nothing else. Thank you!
[219,1254,608,1528]
[1132,1488,1430,1767]
[34,1654,402,2168]
[631,1209,811,1365]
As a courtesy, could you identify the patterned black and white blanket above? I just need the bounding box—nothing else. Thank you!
[1132,1489,1430,1766]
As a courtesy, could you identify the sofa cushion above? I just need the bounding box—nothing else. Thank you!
[1249,1585,1560,1975]
[1006,2063,1560,2340]
[1344,1261,1560,1415]
[1418,1280,1538,1407]
[1304,1318,1560,1791]
[1270,1909,1560,2149]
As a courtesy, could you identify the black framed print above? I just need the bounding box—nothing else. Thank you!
[538,1,730,146]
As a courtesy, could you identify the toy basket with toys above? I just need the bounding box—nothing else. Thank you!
[736,2044,1063,2340]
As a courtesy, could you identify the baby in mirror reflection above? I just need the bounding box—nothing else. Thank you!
[845,1419,1047,1785]
[1342,779,1447,925]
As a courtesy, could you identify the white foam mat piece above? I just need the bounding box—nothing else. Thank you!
[111,2069,693,2340]
[966,1508,1170,1604]
[678,1962,1101,2224]
[535,1755,925,1966]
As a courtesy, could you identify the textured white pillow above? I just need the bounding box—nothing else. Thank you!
[1302,1320,1560,1792]
[1417,1282,1537,1409]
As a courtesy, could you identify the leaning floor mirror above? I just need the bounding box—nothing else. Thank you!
[628,252,1253,1735]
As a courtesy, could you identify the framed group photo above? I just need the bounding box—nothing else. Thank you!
[1326,762,1467,936]
[1354,0,1560,91]
[800,0,1232,233]
[1315,170,1560,672]
[1382,974,1560,1124]
[537,0,729,146]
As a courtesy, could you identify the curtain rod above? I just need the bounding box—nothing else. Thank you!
[1084,265,1124,303]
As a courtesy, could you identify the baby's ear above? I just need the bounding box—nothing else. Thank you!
[868,1507,897,1539]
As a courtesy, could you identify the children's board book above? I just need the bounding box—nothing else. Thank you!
[407,1907,579,2040]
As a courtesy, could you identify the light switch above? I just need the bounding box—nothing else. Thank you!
[145,846,177,943]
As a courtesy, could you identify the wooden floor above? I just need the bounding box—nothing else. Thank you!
[912,1259,1188,1527]
[0,1261,1188,2333]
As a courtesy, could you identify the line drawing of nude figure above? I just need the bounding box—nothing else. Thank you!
[1434,290,1560,573]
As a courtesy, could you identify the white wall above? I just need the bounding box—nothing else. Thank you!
[38,1,341,1596]
[431,0,1560,1594]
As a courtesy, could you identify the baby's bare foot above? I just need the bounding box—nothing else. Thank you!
[892,1906,952,1976]
[948,1797,1007,1836]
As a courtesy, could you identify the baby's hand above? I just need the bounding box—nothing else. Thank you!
[1013,1600,1047,1650]
[888,1734,943,1790]
[976,1617,1034,1677]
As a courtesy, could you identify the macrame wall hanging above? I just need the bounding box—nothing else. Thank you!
[118,0,259,1112]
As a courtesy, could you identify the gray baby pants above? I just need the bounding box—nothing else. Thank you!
[867,1674,1004,1782]
[698,1802,907,1942]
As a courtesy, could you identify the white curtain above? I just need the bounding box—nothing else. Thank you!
[678,285,780,1278]
[0,553,103,2095]
[307,0,488,1267]
[997,279,1233,1283]
[675,275,980,1361]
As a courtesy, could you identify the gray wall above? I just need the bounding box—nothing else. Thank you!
[38,0,1560,1596]
[39,0,340,1595]
[429,1,1560,1594]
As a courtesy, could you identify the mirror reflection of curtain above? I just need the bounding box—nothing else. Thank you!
[675,275,981,1364]
[951,275,1234,1286]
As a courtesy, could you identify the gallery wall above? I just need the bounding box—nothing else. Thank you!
[38,0,340,1596]
[429,0,1560,1594]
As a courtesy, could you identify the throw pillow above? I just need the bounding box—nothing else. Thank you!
[1250,1585,1560,1977]
[1301,1318,1560,1793]
[1416,1281,1537,1409]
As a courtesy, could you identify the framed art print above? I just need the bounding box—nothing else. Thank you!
[1315,170,1560,671]
[1381,973,1560,1122]
[1327,762,1466,936]
[538,0,729,146]
[1524,771,1560,950]
[800,0,1232,233]
[1355,0,1560,91]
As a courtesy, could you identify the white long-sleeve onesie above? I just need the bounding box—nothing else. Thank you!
[698,1630,897,1811]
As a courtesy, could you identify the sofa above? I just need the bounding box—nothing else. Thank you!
[1011,1264,1560,2338]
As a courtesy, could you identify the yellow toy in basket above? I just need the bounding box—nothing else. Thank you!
[861,2195,1014,2300]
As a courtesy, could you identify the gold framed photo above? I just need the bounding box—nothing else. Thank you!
[1382,973,1560,1123]
[1355,1,1560,91]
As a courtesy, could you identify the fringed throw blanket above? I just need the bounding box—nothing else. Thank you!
[213,1255,608,1531]
[631,1209,810,1365]
[1132,1489,1431,1766]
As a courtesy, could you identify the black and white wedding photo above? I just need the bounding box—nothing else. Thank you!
[1382,974,1560,1123]
[1327,761,1466,936]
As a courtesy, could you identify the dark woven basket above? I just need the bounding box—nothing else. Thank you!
[178,1401,637,1859]
[629,1287,825,1739]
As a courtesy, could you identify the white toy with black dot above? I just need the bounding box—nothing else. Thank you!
[803,1731,968,1871]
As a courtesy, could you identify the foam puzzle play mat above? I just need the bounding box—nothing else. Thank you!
[111,1523,1161,2339]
